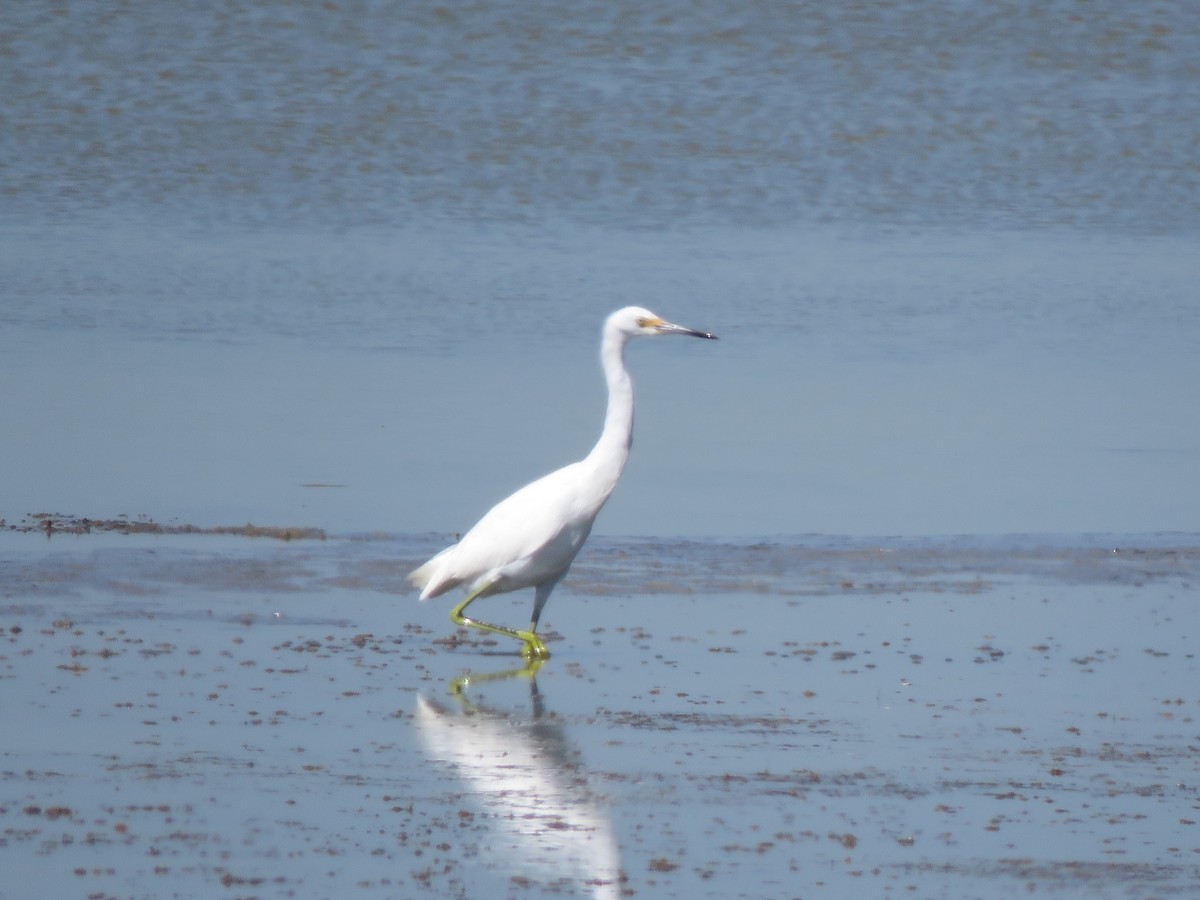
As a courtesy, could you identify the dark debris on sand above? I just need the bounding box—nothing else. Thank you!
[4,513,325,541]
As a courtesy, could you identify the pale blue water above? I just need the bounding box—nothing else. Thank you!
[4,0,1198,232]
[1,533,1197,897]
[3,0,1199,537]
[6,9,1200,896]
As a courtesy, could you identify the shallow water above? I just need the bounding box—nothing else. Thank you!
[1,531,1198,897]
[3,229,1198,537]
[4,0,1199,232]
[2,4,1199,896]
[2,0,1199,537]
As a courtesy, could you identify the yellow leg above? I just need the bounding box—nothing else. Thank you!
[449,656,545,697]
[449,585,550,659]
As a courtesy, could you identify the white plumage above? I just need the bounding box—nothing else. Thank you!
[409,306,717,658]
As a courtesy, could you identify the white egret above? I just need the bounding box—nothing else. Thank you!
[409,306,717,658]
[415,693,623,898]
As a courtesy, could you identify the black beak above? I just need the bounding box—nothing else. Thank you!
[659,322,718,340]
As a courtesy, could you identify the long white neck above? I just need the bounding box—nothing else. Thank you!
[582,322,634,493]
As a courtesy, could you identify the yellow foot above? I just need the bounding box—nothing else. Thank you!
[449,656,545,696]
[517,631,550,660]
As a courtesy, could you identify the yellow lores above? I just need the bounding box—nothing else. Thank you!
[410,306,717,658]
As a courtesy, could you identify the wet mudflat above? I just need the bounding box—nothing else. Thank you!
[1,529,1197,898]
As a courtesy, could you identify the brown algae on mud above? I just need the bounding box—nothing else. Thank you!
[1,529,1198,897]
[6,513,326,540]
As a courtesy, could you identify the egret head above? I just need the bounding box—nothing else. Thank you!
[608,306,718,341]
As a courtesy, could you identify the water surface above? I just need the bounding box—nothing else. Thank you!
[1,531,1197,897]
[2,4,1199,895]
[3,1,1198,535]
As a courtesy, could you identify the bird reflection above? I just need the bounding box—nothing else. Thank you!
[415,665,623,898]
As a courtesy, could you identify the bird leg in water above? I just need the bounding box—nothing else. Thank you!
[448,656,545,698]
[449,585,550,659]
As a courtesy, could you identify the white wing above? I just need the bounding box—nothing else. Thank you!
[410,460,608,600]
